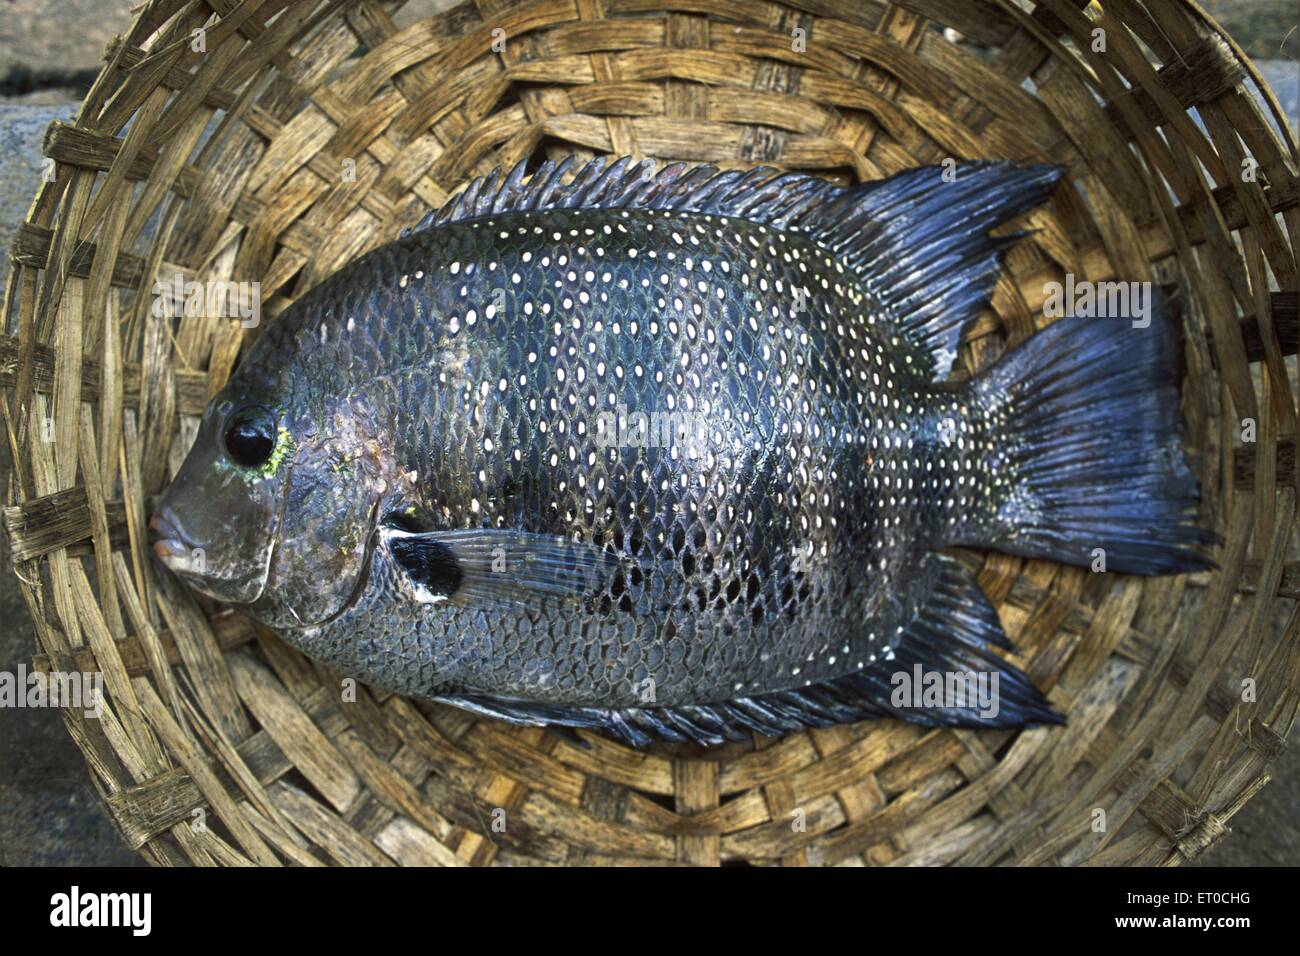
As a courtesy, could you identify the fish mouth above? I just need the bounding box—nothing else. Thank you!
[150,507,275,603]
[149,511,202,571]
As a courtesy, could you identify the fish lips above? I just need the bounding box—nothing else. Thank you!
[148,507,274,605]
[149,511,198,565]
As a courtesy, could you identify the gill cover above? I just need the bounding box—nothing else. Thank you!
[250,399,390,630]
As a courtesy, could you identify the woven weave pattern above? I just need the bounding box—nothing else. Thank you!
[2,0,1297,866]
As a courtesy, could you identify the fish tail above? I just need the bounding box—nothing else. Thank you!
[956,296,1215,575]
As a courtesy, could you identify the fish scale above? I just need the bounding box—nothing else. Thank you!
[153,157,1213,746]
[317,207,944,704]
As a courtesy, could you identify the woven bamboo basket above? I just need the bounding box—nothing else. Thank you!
[2,0,1297,867]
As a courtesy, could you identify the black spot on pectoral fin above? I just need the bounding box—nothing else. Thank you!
[388,534,463,599]
[382,524,622,610]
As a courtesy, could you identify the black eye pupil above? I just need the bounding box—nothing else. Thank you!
[225,417,275,468]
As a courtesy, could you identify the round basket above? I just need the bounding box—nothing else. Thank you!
[3,0,1297,867]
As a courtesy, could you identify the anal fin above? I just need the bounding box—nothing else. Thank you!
[918,552,1013,652]
[434,554,1061,747]
[863,552,1064,729]
[431,554,1060,749]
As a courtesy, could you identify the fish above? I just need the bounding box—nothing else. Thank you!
[150,156,1213,747]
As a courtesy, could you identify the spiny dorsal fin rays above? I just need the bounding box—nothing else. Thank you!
[404,156,841,235]
[401,155,1064,383]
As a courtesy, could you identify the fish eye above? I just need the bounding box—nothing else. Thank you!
[223,407,277,468]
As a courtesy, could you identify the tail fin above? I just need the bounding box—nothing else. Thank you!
[961,302,1215,575]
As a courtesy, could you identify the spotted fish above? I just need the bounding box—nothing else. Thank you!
[151,157,1212,746]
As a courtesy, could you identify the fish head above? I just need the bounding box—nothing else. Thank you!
[151,384,293,605]
[152,362,389,628]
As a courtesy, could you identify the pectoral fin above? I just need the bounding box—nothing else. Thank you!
[382,524,621,609]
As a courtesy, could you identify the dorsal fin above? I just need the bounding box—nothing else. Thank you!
[404,157,1064,381]
[401,155,843,236]
[819,163,1065,379]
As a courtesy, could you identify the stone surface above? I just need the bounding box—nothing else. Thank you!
[0,0,132,81]
[0,103,76,290]
[0,409,143,866]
